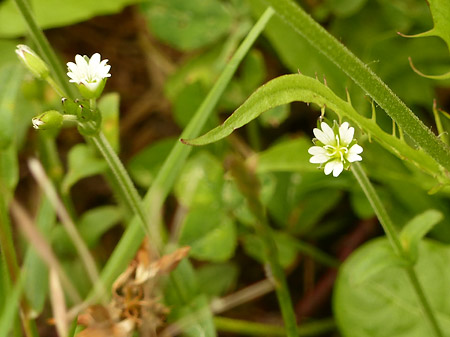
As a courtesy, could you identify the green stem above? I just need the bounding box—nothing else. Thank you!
[214,316,335,337]
[94,6,276,295]
[90,132,157,245]
[351,162,443,337]
[263,0,450,172]
[13,0,75,99]
[0,194,39,337]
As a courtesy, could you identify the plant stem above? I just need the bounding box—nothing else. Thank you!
[13,0,75,99]
[351,162,443,337]
[263,0,450,172]
[90,131,158,246]
[214,316,335,337]
[94,6,276,294]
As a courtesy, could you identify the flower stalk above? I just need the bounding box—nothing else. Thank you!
[351,162,443,337]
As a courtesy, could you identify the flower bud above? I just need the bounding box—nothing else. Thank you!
[32,110,63,130]
[16,45,50,80]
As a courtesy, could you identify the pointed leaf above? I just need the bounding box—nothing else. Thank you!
[400,209,443,263]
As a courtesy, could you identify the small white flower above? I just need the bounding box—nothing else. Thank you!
[308,121,363,177]
[67,53,111,98]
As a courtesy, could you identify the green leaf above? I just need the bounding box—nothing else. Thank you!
[326,0,368,17]
[334,238,450,337]
[128,137,177,188]
[242,231,299,268]
[0,271,25,337]
[179,207,237,262]
[61,144,107,193]
[98,93,120,153]
[252,137,317,173]
[78,206,122,247]
[0,65,23,149]
[182,74,442,180]
[400,210,443,263]
[196,263,238,298]
[0,146,18,192]
[174,151,224,209]
[0,0,142,37]
[24,197,55,315]
[141,0,232,51]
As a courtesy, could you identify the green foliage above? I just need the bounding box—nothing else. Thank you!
[141,0,232,51]
[99,93,120,153]
[0,0,142,37]
[196,262,238,298]
[334,238,450,337]
[400,210,443,264]
[61,144,107,193]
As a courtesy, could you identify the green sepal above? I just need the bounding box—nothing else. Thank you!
[32,110,63,131]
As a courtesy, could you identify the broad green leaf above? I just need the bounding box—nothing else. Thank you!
[164,260,216,337]
[252,137,317,173]
[258,104,289,128]
[98,93,120,153]
[0,65,23,149]
[196,263,238,298]
[0,0,142,37]
[174,151,224,209]
[182,74,441,180]
[326,0,368,17]
[78,206,122,247]
[141,0,232,51]
[334,238,450,337]
[242,231,299,268]
[400,209,443,263]
[128,137,177,188]
[178,207,237,262]
[61,144,107,193]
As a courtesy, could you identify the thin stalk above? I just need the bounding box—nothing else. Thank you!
[0,194,39,337]
[94,7,276,295]
[214,316,335,337]
[263,0,450,172]
[13,0,75,98]
[351,162,443,337]
[90,131,157,246]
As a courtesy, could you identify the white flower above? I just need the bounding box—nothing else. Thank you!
[67,53,111,98]
[308,121,363,177]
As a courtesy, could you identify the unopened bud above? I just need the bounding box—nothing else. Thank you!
[16,45,50,80]
[32,110,63,130]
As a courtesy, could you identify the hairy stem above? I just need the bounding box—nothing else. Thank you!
[351,162,443,337]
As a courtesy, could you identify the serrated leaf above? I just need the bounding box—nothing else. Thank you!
[181,74,441,179]
[334,238,450,337]
[61,144,107,193]
[400,209,443,263]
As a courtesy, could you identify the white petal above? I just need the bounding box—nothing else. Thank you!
[332,161,344,177]
[349,144,363,155]
[313,124,335,145]
[310,154,330,164]
[347,154,362,162]
[339,122,354,145]
[324,161,336,175]
[308,146,327,155]
[89,53,101,66]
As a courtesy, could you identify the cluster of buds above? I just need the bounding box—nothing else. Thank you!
[16,45,111,133]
